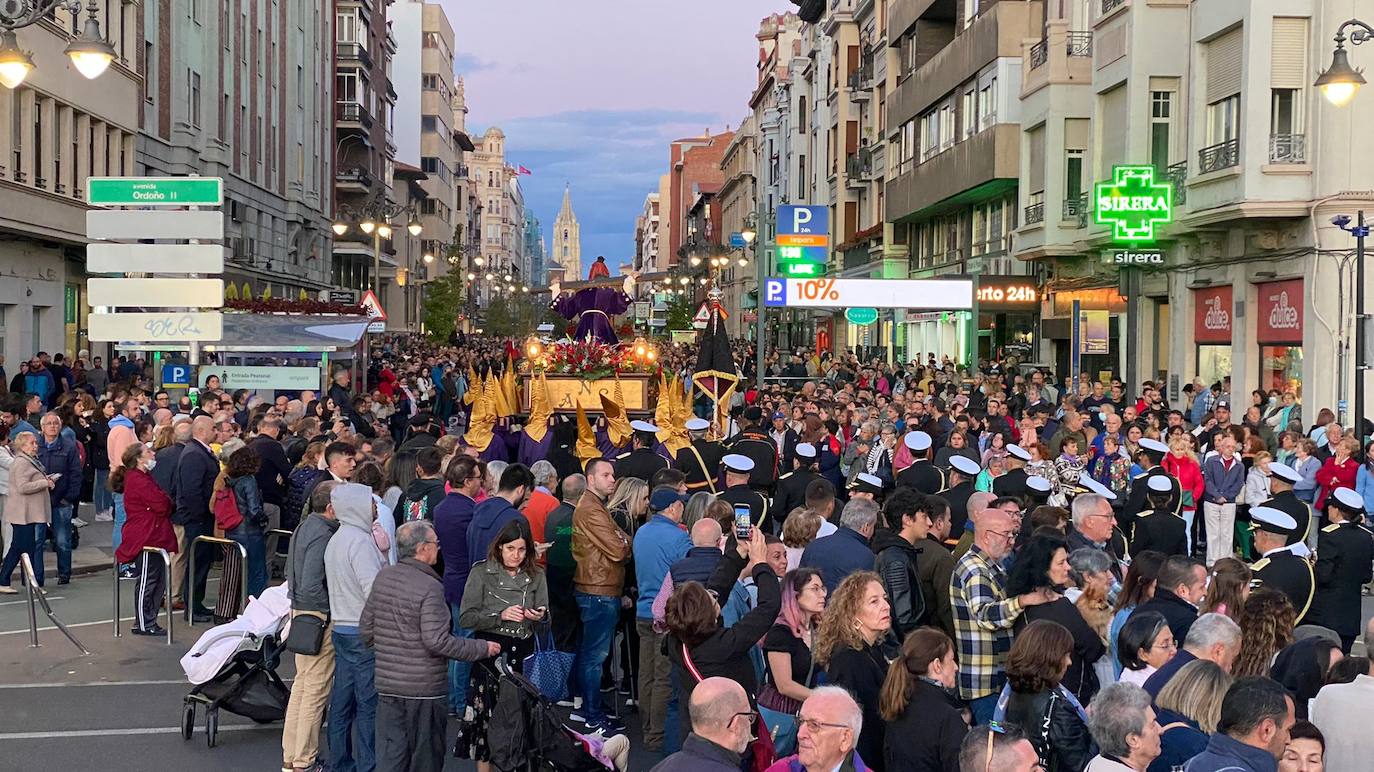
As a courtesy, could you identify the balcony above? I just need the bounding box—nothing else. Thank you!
[847,71,872,100]
[1024,193,1045,225]
[846,150,876,185]
[1102,0,1126,14]
[889,1,1033,129]
[1021,24,1094,97]
[1029,39,1048,69]
[335,41,373,68]
[1165,161,1188,205]
[1198,138,1239,174]
[887,123,1020,221]
[1063,193,1086,224]
[1067,32,1093,57]
[335,102,374,130]
[335,166,374,193]
[1269,133,1306,164]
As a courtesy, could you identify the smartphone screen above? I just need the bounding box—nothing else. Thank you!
[733,504,752,540]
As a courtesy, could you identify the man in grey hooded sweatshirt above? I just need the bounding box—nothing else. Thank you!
[324,483,385,772]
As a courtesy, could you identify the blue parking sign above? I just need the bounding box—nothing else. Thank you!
[763,279,786,307]
[777,205,829,237]
[162,364,191,386]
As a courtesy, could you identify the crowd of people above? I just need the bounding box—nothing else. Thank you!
[5,339,1374,772]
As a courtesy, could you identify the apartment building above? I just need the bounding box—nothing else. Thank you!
[331,0,397,293]
[0,1,143,359]
[885,0,1037,363]
[468,127,525,306]
[139,0,334,304]
[633,192,660,276]
[1014,0,1374,422]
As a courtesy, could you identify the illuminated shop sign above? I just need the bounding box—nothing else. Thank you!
[1095,165,1173,243]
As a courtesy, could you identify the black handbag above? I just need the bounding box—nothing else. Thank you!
[284,611,328,655]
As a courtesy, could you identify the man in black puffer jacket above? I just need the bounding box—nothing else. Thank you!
[362,520,497,772]
[871,487,927,653]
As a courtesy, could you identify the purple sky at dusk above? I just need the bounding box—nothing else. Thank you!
[435,0,793,276]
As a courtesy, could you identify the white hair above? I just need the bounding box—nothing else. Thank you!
[1071,493,1107,528]
[529,460,557,487]
[839,497,879,531]
[1185,612,1242,652]
[808,685,863,734]
[1087,682,1152,759]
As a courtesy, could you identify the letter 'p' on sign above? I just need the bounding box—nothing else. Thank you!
[764,279,786,307]
[777,205,829,237]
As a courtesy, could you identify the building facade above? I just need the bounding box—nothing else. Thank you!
[331,0,398,296]
[0,1,144,360]
[139,0,334,305]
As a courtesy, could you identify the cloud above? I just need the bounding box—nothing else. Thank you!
[452,53,494,73]
[485,109,728,266]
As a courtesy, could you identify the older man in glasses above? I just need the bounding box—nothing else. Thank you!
[766,686,869,772]
[651,676,755,772]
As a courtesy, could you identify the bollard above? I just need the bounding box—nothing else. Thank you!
[112,554,121,639]
[22,553,89,655]
[187,535,248,628]
[118,548,175,644]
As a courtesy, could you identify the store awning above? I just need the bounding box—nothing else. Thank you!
[115,314,372,353]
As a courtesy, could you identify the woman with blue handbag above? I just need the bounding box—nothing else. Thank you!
[758,568,827,757]
[453,519,549,772]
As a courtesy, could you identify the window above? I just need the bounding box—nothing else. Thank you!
[1065,149,1084,200]
[1207,95,1240,145]
[143,42,154,102]
[798,154,807,198]
[1150,90,1173,172]
[939,103,955,150]
[1270,89,1301,135]
[336,12,357,43]
[962,87,976,138]
[978,76,997,129]
[421,116,436,132]
[189,70,201,127]
[336,71,358,103]
[964,0,979,28]
[191,0,201,24]
[220,93,229,140]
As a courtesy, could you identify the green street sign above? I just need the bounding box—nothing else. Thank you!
[1094,165,1172,243]
[87,177,224,207]
[845,307,879,325]
[780,261,824,277]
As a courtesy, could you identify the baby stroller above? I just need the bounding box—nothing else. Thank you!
[474,657,620,772]
[177,584,292,747]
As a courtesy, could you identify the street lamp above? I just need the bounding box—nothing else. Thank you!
[407,216,423,237]
[422,253,435,264]
[331,220,350,236]
[359,218,377,235]
[0,0,116,89]
[1316,20,1372,106]
[741,227,757,246]
[377,223,393,240]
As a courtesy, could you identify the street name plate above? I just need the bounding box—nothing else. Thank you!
[201,365,321,391]
[87,210,224,241]
[87,177,224,207]
[88,312,224,342]
[86,244,226,274]
[88,278,225,308]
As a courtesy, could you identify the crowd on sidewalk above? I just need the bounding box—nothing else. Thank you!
[8,337,1374,772]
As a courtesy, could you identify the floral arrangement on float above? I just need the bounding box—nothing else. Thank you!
[520,336,658,382]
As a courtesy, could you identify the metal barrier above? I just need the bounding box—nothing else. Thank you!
[20,553,90,655]
[265,528,293,560]
[187,535,248,628]
[113,548,174,645]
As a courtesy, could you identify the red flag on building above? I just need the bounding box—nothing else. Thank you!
[517,165,532,175]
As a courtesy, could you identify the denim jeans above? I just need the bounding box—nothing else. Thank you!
[49,504,73,581]
[328,630,377,772]
[447,602,472,715]
[574,592,620,725]
[0,522,46,587]
[663,669,682,756]
[225,523,268,600]
[94,469,112,515]
[112,492,126,556]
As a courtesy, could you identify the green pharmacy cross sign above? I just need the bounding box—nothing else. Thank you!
[1094,165,1173,243]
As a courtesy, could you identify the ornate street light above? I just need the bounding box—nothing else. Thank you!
[377,223,393,240]
[331,220,349,236]
[0,1,115,89]
[422,253,435,264]
[740,227,758,245]
[407,215,423,237]
[1316,20,1371,107]
[359,218,377,235]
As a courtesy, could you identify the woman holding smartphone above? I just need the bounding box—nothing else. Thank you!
[454,519,550,772]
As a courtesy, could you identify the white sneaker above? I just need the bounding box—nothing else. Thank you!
[94,509,113,522]
[72,517,88,528]
[0,585,17,594]
[557,696,583,710]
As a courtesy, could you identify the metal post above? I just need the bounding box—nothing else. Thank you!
[1125,267,1140,392]
[1357,210,1367,439]
[755,208,767,392]
[25,557,40,649]
[112,554,121,638]
[373,228,382,299]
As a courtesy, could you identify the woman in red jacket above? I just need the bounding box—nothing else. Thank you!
[1315,436,1361,512]
[1162,435,1205,555]
[112,443,177,636]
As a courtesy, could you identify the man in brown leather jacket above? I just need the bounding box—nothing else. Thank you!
[570,457,632,734]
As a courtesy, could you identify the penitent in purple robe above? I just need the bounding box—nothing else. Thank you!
[518,421,555,467]
[552,287,631,344]
[479,422,512,464]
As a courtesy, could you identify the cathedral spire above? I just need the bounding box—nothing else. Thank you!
[558,183,575,221]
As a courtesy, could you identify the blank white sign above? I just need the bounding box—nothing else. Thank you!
[87,244,226,274]
[88,312,224,342]
[86,210,224,241]
[88,279,225,308]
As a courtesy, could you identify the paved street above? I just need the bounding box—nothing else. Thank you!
[0,565,659,772]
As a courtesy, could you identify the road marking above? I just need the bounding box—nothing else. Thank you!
[0,596,62,606]
[0,616,135,636]
[0,679,193,689]
[0,724,280,740]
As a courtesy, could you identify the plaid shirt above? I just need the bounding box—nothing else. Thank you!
[951,544,1023,701]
